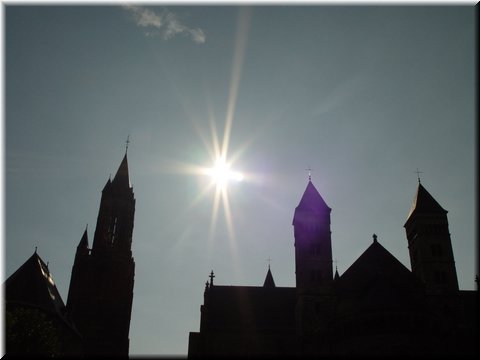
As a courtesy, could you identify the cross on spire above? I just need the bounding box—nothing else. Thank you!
[209,270,215,286]
[125,135,130,154]
[306,166,314,181]
[415,168,423,183]
[266,257,272,269]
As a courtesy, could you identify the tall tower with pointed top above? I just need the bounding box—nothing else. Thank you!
[404,182,458,293]
[293,180,333,288]
[66,152,136,356]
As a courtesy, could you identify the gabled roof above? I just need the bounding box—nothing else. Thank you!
[5,251,67,318]
[338,239,421,293]
[112,153,131,188]
[336,240,425,314]
[406,183,447,221]
[263,267,276,288]
[293,180,331,224]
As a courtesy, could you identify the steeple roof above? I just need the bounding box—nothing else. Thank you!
[112,153,131,188]
[406,182,447,221]
[5,251,67,317]
[78,227,89,249]
[293,180,331,225]
[263,267,276,288]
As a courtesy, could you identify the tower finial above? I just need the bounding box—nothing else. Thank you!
[125,135,130,154]
[373,233,378,243]
[306,166,313,181]
[267,257,272,270]
[415,168,423,183]
[209,270,215,286]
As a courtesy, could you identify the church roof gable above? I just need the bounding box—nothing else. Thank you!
[5,252,67,317]
[336,240,426,314]
[338,240,422,294]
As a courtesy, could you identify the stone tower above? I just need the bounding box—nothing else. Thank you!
[292,179,335,348]
[404,181,459,293]
[293,179,333,288]
[66,152,136,356]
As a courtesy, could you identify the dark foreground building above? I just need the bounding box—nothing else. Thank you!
[188,179,477,357]
[4,151,136,357]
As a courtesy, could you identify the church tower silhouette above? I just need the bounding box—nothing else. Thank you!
[66,151,136,356]
[404,181,459,293]
[293,179,333,288]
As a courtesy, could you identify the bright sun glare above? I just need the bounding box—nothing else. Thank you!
[171,8,252,263]
[206,157,244,189]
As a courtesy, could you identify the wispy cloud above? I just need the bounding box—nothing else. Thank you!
[123,5,206,44]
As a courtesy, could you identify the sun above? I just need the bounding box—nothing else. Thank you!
[206,157,244,190]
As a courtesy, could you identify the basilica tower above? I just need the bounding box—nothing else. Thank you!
[293,179,333,288]
[404,181,458,293]
[292,178,335,347]
[67,151,136,356]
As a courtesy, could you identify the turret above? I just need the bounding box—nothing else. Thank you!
[404,181,459,293]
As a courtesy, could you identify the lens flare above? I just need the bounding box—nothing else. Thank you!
[206,157,244,190]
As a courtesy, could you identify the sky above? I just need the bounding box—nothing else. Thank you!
[2,3,477,356]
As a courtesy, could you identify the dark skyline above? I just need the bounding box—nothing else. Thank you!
[3,5,476,355]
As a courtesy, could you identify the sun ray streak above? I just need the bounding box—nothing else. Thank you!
[221,7,252,161]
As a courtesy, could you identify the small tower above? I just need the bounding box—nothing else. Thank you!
[293,179,333,289]
[293,178,335,345]
[67,151,136,356]
[404,182,459,293]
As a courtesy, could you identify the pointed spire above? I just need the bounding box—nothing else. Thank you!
[78,227,89,249]
[76,227,90,257]
[112,153,131,188]
[297,180,330,212]
[406,182,447,221]
[293,180,331,225]
[263,267,276,288]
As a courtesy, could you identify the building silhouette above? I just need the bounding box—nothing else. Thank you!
[4,151,136,357]
[4,250,83,356]
[188,179,477,357]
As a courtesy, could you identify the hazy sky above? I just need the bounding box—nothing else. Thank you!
[3,4,476,356]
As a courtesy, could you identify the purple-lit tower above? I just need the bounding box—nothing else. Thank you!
[293,179,335,346]
[293,179,333,288]
[66,152,136,356]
